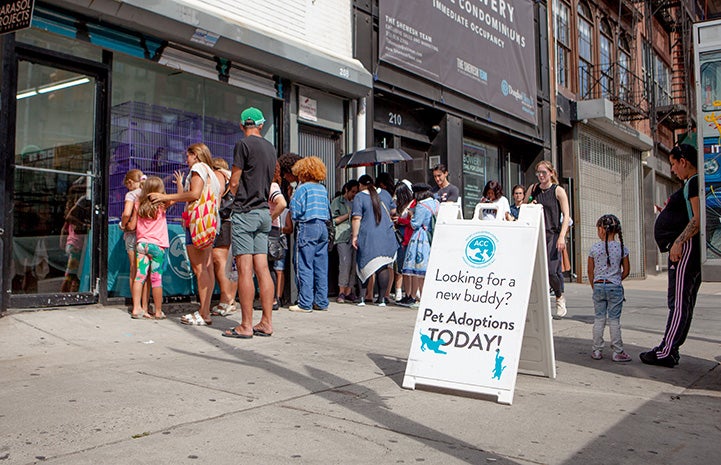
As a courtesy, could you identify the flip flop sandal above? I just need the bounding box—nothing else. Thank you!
[154,312,167,320]
[180,311,211,326]
[222,328,253,339]
[131,312,153,320]
[253,328,273,337]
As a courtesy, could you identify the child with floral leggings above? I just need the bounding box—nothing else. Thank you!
[129,176,171,320]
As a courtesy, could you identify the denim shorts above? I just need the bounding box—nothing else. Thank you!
[123,231,137,252]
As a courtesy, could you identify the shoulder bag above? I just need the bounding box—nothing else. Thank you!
[182,164,219,249]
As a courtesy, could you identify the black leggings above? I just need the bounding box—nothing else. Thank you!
[360,266,391,303]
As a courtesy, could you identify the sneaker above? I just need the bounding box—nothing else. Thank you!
[591,350,603,360]
[639,349,676,367]
[612,351,632,362]
[410,301,420,308]
[356,300,366,307]
[336,293,346,304]
[312,304,328,311]
[555,296,567,318]
[377,300,386,307]
[289,305,312,313]
[397,297,416,308]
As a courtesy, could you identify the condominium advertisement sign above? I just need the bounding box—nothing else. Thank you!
[379,0,537,125]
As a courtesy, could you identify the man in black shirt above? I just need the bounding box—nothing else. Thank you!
[224,107,277,339]
[642,144,701,367]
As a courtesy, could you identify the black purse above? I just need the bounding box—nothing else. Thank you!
[268,227,288,260]
[219,183,234,220]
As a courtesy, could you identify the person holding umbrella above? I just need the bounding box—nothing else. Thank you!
[351,174,397,307]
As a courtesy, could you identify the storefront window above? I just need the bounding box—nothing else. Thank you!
[108,54,275,296]
[462,140,499,219]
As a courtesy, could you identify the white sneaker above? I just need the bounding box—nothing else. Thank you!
[555,296,567,318]
[288,305,312,313]
[592,349,603,360]
[356,300,366,307]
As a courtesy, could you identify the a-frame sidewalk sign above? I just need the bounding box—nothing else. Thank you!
[402,203,556,405]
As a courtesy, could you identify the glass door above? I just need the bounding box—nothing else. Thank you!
[11,60,98,302]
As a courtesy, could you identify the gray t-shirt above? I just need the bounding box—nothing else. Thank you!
[589,240,629,285]
[433,183,459,203]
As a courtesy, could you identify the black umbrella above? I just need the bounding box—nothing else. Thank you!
[336,147,413,168]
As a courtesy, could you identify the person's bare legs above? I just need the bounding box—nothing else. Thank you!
[151,285,163,318]
[234,254,256,336]
[128,250,150,312]
[252,253,274,334]
[187,245,215,322]
[275,268,284,305]
[212,246,236,305]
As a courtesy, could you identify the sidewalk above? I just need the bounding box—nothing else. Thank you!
[0,279,719,465]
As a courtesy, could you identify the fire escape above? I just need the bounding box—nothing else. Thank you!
[580,0,649,122]
[646,0,696,138]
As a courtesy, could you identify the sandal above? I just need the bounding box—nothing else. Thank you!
[131,312,153,320]
[154,312,167,320]
[180,311,212,326]
[210,302,237,317]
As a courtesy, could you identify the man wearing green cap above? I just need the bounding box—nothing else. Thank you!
[225,107,277,339]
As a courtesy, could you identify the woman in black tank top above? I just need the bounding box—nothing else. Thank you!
[525,161,571,318]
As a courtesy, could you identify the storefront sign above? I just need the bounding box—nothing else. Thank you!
[403,203,555,404]
[0,0,33,35]
[299,95,318,122]
[379,0,537,125]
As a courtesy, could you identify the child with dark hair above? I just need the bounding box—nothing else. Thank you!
[588,214,630,362]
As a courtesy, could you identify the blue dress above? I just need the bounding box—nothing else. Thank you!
[352,189,397,282]
[402,198,439,276]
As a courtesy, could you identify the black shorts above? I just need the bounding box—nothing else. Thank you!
[214,221,232,248]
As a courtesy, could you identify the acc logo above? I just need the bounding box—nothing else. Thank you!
[463,233,497,268]
[167,234,192,280]
[501,80,509,96]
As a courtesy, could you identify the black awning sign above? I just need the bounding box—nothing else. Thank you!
[0,0,34,35]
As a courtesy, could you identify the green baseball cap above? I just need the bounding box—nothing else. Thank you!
[240,107,265,127]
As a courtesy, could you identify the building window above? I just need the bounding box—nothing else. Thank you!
[554,0,571,88]
[654,55,672,106]
[577,1,593,99]
[599,20,613,98]
[618,36,631,101]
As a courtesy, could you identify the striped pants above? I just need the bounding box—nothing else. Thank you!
[655,239,701,359]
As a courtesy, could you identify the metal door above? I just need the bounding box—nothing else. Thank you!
[1,42,109,310]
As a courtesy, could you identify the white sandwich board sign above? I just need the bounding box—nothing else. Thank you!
[402,203,556,405]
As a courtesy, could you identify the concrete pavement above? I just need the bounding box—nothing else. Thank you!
[0,277,720,465]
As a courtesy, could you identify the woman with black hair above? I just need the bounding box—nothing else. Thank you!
[351,174,397,307]
[393,179,414,302]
